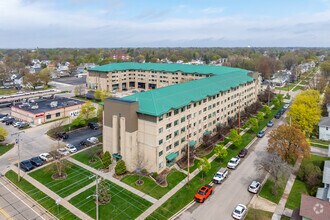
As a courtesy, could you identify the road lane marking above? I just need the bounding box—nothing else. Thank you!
[0,181,45,220]
[0,207,13,220]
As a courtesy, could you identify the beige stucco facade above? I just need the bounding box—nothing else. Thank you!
[102,69,261,173]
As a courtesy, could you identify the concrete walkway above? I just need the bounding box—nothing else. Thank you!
[64,181,96,201]
[10,166,93,220]
[250,195,277,213]
[272,158,302,220]
[311,146,329,157]
[66,157,158,204]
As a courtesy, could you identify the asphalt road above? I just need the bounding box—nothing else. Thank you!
[0,177,53,220]
[178,118,286,220]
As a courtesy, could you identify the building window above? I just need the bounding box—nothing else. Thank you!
[174,120,179,126]
[46,115,51,119]
[55,112,60,117]
[174,130,179,137]
[181,127,186,133]
[166,134,172,141]
[181,137,186,143]
[166,123,172,129]
[159,139,163,145]
[159,162,164,169]
[174,141,179,147]
[159,115,163,121]
[174,109,179,115]
[166,145,172,151]
[159,151,163,157]
[159,127,163,133]
[181,117,186,123]
[166,112,172,117]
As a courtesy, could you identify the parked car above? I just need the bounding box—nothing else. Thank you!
[20,160,34,171]
[279,108,286,115]
[257,130,265,138]
[17,122,29,129]
[238,148,248,158]
[57,132,68,139]
[248,181,261,194]
[267,120,274,127]
[5,118,16,125]
[194,184,213,203]
[1,116,13,123]
[12,121,22,127]
[30,157,44,166]
[232,204,247,219]
[79,140,88,147]
[57,148,70,156]
[87,137,99,144]
[212,167,228,184]
[39,153,54,161]
[227,157,240,169]
[283,103,290,109]
[88,122,99,130]
[274,112,281,119]
[0,113,8,119]
[65,144,77,153]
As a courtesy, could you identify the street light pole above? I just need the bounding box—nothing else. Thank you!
[96,175,99,220]
[12,131,25,182]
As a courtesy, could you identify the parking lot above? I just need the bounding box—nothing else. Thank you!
[64,127,102,150]
[52,76,86,85]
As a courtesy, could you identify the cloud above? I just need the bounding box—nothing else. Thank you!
[201,7,224,14]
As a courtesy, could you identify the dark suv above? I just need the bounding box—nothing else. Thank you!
[57,132,69,139]
[20,160,34,171]
[88,122,99,130]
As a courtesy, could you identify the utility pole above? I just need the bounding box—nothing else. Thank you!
[12,131,25,182]
[95,175,99,220]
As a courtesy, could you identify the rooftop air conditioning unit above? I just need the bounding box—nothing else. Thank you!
[50,101,58,108]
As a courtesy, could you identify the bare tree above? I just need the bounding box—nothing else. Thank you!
[135,148,148,184]
[255,152,291,195]
[74,84,86,97]
[49,142,68,179]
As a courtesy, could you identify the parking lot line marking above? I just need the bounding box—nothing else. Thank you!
[0,207,13,220]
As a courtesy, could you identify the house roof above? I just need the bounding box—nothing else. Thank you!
[88,62,249,76]
[300,194,330,220]
[319,117,330,127]
[121,69,254,116]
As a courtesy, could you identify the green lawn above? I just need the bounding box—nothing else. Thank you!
[69,180,151,220]
[285,155,329,209]
[259,179,286,204]
[309,138,330,149]
[0,143,14,156]
[275,84,295,91]
[5,170,78,220]
[29,161,94,198]
[245,208,273,220]
[285,179,308,210]
[292,85,303,91]
[71,145,103,169]
[121,170,186,199]
[281,216,291,220]
[0,88,17,95]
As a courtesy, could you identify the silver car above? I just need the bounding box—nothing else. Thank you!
[248,181,261,194]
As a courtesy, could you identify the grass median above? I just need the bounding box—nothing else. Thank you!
[69,179,152,220]
[29,160,94,198]
[0,143,14,156]
[121,170,186,199]
[5,170,78,220]
[245,208,273,220]
[71,145,103,169]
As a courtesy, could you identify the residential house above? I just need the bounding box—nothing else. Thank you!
[319,104,330,141]
[299,194,330,220]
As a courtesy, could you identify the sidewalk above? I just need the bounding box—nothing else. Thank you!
[311,146,329,157]
[11,166,93,220]
[272,158,302,220]
[66,157,158,204]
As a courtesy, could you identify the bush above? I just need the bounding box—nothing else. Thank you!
[71,116,86,128]
[115,160,127,175]
[101,151,112,169]
[297,162,323,191]
[151,172,158,179]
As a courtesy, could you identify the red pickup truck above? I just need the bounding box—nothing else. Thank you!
[194,184,213,203]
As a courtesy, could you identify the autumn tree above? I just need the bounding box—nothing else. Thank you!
[23,73,39,89]
[256,56,279,79]
[268,124,310,163]
[80,101,96,120]
[244,118,259,133]
[0,127,8,142]
[228,129,242,147]
[38,68,51,86]
[255,152,291,195]
[198,157,211,180]
[214,144,228,161]
[287,90,321,135]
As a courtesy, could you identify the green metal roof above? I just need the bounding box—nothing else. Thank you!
[89,62,247,76]
[99,63,255,117]
[166,152,179,161]
[189,140,197,147]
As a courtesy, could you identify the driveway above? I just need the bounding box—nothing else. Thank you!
[64,127,102,150]
[177,118,286,220]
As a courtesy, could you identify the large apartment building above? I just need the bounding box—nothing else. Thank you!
[88,63,261,173]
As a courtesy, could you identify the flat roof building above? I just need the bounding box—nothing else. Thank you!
[11,97,84,125]
[88,62,261,173]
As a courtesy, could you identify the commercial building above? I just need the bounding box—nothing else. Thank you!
[89,63,261,173]
[11,97,84,125]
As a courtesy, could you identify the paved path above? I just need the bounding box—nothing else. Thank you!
[9,166,93,220]
[66,157,158,204]
[64,181,96,201]
[249,194,277,213]
[271,158,302,220]
[311,146,329,157]
[0,177,54,220]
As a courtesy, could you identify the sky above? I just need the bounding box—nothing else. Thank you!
[0,0,330,48]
